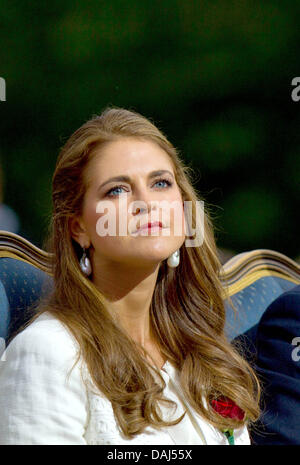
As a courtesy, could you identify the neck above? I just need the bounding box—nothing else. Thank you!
[91,257,160,346]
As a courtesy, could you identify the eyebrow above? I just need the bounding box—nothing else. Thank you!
[97,170,175,192]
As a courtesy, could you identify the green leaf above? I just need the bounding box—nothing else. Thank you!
[223,429,235,445]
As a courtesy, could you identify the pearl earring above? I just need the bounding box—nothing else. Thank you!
[167,249,180,268]
[80,246,92,276]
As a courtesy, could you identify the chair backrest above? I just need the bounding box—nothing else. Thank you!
[0,231,53,345]
[0,231,300,346]
[221,249,300,339]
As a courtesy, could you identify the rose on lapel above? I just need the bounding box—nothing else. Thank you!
[211,396,246,445]
[211,396,245,421]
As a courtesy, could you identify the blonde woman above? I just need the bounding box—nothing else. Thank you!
[0,107,260,445]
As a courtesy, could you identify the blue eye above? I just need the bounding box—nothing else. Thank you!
[154,179,172,188]
[106,186,126,197]
[105,178,172,197]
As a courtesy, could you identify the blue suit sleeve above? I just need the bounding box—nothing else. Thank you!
[251,285,300,445]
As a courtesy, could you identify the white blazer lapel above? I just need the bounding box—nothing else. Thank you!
[158,363,207,445]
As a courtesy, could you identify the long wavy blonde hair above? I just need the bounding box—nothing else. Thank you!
[18,106,260,438]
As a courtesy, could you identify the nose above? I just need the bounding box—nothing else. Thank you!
[134,206,146,214]
[129,180,165,226]
[130,183,155,215]
[131,201,152,216]
[131,195,161,220]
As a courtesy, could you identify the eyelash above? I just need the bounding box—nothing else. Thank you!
[105,178,173,197]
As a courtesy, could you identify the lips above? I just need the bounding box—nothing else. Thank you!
[137,221,163,231]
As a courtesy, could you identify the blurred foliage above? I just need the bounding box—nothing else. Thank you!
[0,0,299,260]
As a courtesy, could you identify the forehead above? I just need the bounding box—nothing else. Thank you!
[85,137,174,184]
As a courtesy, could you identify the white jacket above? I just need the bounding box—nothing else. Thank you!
[0,312,250,445]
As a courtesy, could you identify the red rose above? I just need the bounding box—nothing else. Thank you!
[211,396,245,421]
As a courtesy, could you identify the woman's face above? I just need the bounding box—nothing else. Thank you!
[71,137,186,268]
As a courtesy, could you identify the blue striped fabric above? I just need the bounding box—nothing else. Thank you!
[0,257,53,342]
[0,280,10,340]
[225,276,298,340]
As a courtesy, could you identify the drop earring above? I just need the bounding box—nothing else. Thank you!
[80,246,92,276]
[167,249,180,268]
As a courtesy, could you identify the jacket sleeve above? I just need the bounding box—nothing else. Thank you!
[0,320,89,445]
[250,286,300,445]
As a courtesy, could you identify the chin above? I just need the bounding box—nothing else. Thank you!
[125,248,171,266]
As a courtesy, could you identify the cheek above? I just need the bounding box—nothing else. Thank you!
[93,199,137,243]
[172,204,186,241]
[82,199,115,242]
[166,194,185,238]
[82,203,99,236]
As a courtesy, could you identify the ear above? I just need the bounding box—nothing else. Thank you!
[69,216,90,249]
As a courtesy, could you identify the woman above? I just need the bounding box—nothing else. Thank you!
[0,107,260,445]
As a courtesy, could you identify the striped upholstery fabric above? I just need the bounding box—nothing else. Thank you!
[224,276,298,340]
[0,257,53,343]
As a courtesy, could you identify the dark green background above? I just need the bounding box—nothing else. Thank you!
[0,0,299,262]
